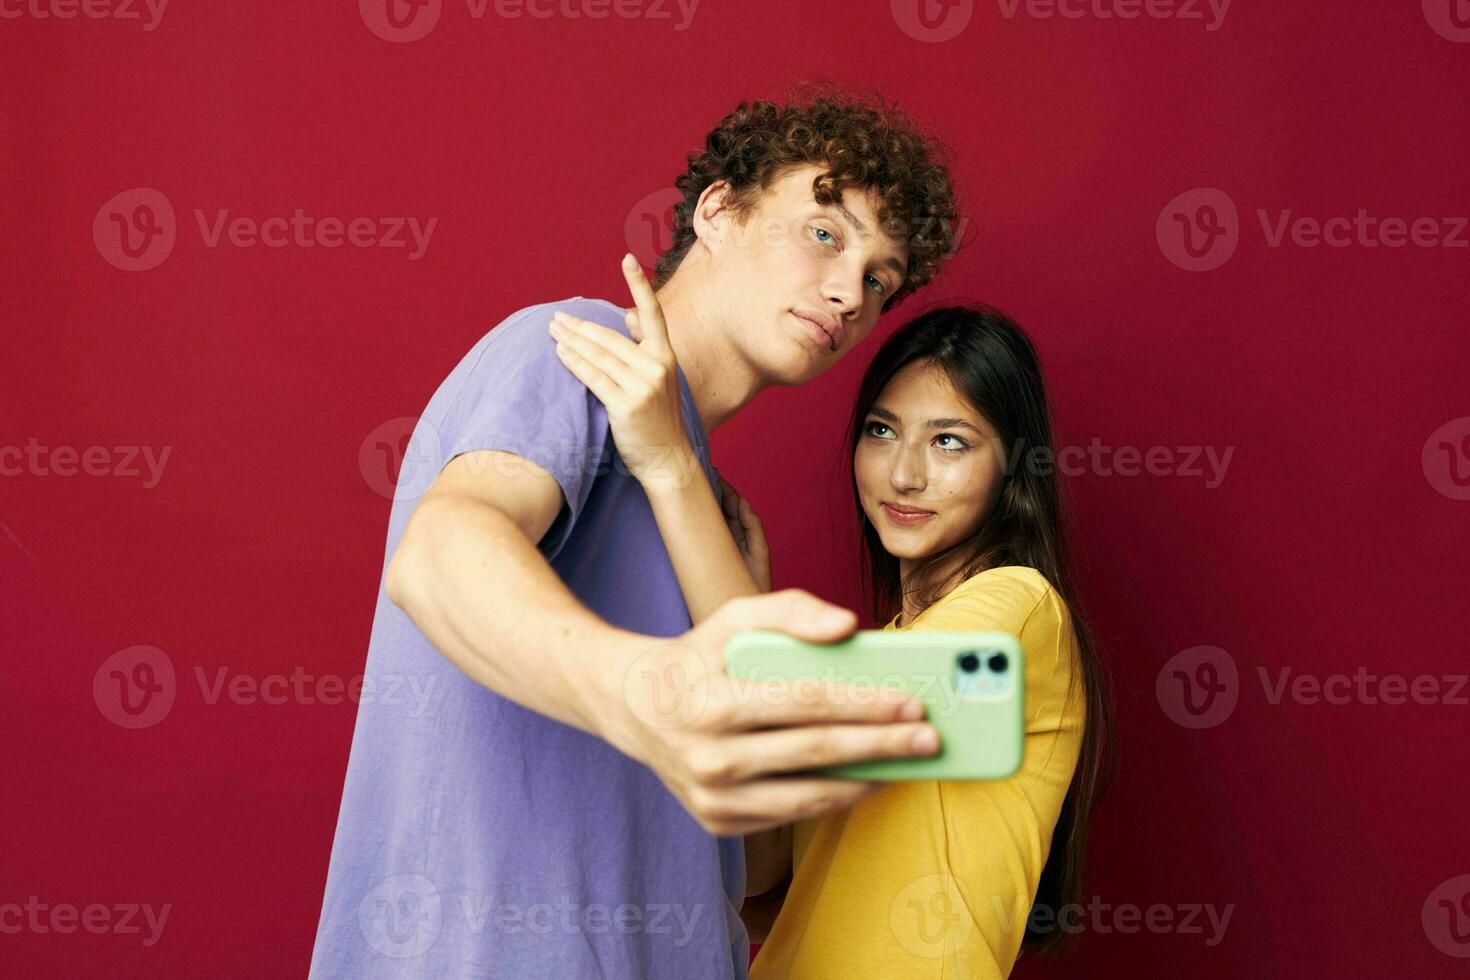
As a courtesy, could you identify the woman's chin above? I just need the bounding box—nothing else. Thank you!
[874,530,930,558]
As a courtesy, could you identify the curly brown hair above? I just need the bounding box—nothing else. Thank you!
[652,84,962,311]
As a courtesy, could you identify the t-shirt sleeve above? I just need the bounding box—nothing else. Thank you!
[433,300,616,564]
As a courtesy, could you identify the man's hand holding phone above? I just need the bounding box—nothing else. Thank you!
[595,588,940,836]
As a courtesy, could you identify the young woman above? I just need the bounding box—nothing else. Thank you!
[548,259,1113,978]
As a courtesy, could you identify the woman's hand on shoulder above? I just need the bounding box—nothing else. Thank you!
[548,254,698,493]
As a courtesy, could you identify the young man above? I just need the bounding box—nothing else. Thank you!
[309,92,960,979]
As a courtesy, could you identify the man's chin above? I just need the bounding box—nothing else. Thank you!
[758,351,831,388]
[787,340,837,383]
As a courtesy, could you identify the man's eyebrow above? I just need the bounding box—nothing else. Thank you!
[830,202,907,279]
[869,405,985,435]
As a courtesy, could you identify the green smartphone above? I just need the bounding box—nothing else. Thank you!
[724,629,1025,781]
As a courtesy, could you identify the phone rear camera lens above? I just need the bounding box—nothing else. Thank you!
[958,652,981,673]
[987,652,1009,673]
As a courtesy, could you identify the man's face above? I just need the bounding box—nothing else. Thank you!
[699,163,910,386]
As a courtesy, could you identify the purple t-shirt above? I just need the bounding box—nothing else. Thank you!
[309,297,748,979]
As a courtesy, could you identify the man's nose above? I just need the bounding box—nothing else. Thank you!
[824,273,863,320]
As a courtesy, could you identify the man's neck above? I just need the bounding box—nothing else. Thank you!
[638,274,767,435]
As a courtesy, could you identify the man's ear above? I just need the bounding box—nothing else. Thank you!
[690,180,735,254]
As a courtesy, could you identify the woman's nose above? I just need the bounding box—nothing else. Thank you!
[889,442,927,491]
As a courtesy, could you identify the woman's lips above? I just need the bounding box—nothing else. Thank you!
[882,503,935,526]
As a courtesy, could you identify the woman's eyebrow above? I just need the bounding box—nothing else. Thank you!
[869,406,984,435]
[929,418,985,435]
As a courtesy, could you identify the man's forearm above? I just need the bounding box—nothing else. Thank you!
[386,491,640,741]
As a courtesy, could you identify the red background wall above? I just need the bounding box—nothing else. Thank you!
[4,2,1468,976]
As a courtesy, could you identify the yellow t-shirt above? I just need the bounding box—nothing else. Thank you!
[749,566,1086,980]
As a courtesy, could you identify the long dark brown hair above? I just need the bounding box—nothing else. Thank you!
[846,304,1116,956]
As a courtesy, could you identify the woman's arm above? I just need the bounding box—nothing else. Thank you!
[644,461,768,624]
[547,254,771,625]
[744,824,792,896]
[741,825,793,942]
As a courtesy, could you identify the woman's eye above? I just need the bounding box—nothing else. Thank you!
[936,434,970,453]
[864,421,892,438]
[865,274,888,296]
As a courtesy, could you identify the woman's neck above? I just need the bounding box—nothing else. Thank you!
[896,553,970,627]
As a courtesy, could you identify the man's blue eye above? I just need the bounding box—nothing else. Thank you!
[812,227,834,244]
[866,274,887,295]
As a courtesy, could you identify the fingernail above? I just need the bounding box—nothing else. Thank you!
[911,727,938,754]
[900,699,926,721]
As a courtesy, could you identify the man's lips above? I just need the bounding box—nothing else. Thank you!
[793,311,841,352]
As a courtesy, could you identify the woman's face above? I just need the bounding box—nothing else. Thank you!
[854,360,1007,570]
